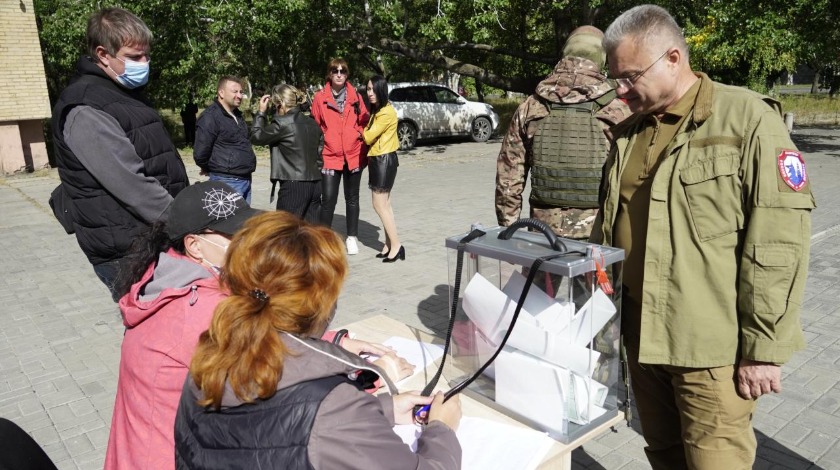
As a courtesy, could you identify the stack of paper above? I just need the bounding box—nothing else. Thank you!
[460,271,617,430]
[392,417,555,470]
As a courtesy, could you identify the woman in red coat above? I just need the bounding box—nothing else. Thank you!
[310,58,369,255]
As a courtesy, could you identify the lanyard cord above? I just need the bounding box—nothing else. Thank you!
[442,252,568,401]
[419,228,486,398]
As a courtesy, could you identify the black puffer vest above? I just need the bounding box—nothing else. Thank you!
[174,375,351,470]
[52,57,189,265]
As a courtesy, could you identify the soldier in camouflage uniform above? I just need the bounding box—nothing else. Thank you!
[495,26,630,239]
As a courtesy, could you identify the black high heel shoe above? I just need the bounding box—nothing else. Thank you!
[375,249,389,259]
[382,246,405,263]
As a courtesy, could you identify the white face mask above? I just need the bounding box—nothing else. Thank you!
[196,235,229,251]
[196,235,229,274]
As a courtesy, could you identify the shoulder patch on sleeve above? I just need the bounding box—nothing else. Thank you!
[777,150,807,191]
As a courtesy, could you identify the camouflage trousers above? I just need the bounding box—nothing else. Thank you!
[530,207,598,240]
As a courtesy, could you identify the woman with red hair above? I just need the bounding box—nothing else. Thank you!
[175,212,462,469]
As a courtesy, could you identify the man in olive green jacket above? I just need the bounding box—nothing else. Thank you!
[593,5,815,470]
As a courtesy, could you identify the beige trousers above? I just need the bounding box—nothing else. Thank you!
[627,347,757,470]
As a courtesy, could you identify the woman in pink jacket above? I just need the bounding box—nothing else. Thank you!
[104,182,408,470]
[310,58,369,255]
[103,181,258,470]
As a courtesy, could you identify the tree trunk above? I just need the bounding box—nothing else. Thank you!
[444,71,460,92]
[811,70,821,94]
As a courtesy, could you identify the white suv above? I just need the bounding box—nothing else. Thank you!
[386,83,500,150]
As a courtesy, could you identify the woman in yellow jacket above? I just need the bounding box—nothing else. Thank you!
[363,75,404,262]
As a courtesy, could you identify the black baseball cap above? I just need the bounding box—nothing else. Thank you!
[166,181,263,240]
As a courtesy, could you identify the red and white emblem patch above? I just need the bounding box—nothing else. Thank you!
[777,150,807,191]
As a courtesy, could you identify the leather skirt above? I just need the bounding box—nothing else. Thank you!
[368,152,399,193]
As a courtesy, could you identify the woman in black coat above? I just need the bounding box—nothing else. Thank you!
[251,84,324,222]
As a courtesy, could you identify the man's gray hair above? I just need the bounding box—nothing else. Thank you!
[86,7,152,57]
[603,4,687,59]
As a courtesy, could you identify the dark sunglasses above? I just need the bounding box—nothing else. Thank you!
[330,67,347,76]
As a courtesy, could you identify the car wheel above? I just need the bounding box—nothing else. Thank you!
[397,121,417,150]
[471,116,492,143]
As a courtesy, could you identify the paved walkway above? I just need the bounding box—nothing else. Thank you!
[1,127,838,469]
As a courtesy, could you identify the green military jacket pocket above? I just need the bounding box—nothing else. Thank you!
[679,150,743,241]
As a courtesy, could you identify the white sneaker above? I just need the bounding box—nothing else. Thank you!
[345,236,359,255]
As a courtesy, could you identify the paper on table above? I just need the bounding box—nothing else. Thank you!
[392,416,555,470]
[380,336,444,384]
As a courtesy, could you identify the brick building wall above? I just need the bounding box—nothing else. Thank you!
[0,0,51,174]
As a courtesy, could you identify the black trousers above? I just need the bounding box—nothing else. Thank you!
[276,180,321,223]
[320,166,361,236]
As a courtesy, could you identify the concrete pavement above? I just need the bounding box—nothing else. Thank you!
[1,127,839,469]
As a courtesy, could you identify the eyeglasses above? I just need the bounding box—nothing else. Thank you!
[609,50,669,90]
[330,67,347,76]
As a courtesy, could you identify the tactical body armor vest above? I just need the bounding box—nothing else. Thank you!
[530,92,614,208]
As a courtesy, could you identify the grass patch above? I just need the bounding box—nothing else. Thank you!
[778,94,840,126]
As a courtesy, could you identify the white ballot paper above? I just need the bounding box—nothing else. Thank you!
[494,349,609,428]
[392,416,554,470]
[462,272,605,376]
[568,287,616,347]
[501,269,574,333]
[460,271,617,430]
[462,272,535,345]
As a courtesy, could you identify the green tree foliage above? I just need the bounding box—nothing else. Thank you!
[684,1,799,92]
[34,0,839,110]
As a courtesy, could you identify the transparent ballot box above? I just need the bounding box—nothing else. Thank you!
[444,221,623,443]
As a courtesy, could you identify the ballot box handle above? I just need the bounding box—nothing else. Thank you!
[497,218,567,252]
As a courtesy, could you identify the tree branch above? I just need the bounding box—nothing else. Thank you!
[430,41,557,65]
[374,38,541,94]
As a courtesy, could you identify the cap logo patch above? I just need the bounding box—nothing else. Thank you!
[203,187,242,219]
[777,150,807,191]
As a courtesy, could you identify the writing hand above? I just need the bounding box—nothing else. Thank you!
[392,392,433,425]
[737,358,781,399]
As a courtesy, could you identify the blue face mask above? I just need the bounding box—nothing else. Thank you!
[112,56,150,89]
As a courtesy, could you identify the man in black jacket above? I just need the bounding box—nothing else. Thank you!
[194,77,257,202]
[51,7,189,301]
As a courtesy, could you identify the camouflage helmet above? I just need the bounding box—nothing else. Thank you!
[562,26,606,69]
